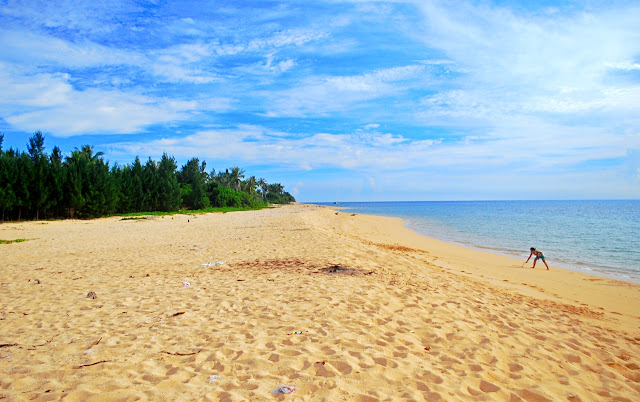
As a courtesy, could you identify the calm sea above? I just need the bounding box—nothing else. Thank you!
[316,200,640,284]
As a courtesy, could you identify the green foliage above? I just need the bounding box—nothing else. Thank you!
[14,152,32,220]
[0,238,28,244]
[27,131,49,219]
[142,158,159,211]
[264,182,296,204]
[48,147,65,217]
[177,158,210,210]
[0,133,294,222]
[215,186,243,207]
[0,148,18,221]
[157,153,181,211]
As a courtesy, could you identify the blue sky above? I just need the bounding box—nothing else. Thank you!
[1,0,639,201]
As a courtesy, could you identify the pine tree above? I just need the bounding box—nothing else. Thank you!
[142,158,159,211]
[130,157,144,212]
[64,149,87,218]
[47,146,65,218]
[27,131,50,220]
[15,152,32,220]
[0,145,18,221]
[157,153,181,211]
[177,158,210,210]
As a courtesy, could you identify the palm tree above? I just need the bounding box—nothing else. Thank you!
[215,169,232,187]
[79,145,104,162]
[230,166,245,192]
[257,178,267,200]
[268,183,283,195]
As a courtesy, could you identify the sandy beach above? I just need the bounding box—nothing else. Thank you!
[1,203,639,401]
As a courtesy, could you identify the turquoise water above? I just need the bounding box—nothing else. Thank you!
[318,201,640,283]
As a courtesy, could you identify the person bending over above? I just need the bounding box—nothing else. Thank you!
[526,247,549,270]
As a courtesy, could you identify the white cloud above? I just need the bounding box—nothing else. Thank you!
[263,65,425,116]
[208,28,328,57]
[108,117,640,180]
[108,124,442,171]
[0,22,323,87]
[0,65,230,135]
[6,89,193,136]
[237,53,297,77]
[246,29,328,51]
[0,28,221,84]
[416,1,640,83]
[417,84,640,124]
[0,64,73,109]
[0,0,135,34]
[150,64,219,84]
[272,58,296,73]
[154,43,214,64]
[0,29,145,68]
[410,0,640,126]
[606,62,640,71]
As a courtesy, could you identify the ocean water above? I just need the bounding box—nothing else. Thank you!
[317,200,640,283]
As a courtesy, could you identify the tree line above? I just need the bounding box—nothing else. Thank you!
[0,132,295,221]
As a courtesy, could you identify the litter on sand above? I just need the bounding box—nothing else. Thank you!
[182,282,191,287]
[209,375,220,383]
[271,385,297,394]
[202,261,225,267]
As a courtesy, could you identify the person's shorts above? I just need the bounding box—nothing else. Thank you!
[535,255,545,260]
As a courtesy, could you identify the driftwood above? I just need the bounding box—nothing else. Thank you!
[27,339,53,350]
[160,349,202,356]
[74,360,111,368]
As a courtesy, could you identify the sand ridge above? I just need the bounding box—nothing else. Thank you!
[1,204,639,400]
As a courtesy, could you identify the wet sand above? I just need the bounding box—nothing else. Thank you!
[1,204,639,400]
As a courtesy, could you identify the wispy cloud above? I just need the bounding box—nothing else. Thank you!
[108,123,439,170]
[110,119,639,174]
[105,118,639,200]
[0,0,137,34]
[0,29,144,68]
[262,65,426,116]
[0,63,233,135]
[411,0,640,124]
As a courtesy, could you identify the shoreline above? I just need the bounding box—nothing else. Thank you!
[323,204,640,330]
[402,222,640,285]
[1,203,639,400]
[322,201,640,285]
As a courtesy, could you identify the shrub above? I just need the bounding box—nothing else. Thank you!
[215,186,242,207]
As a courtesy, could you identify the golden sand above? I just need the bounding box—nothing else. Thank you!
[1,204,639,401]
